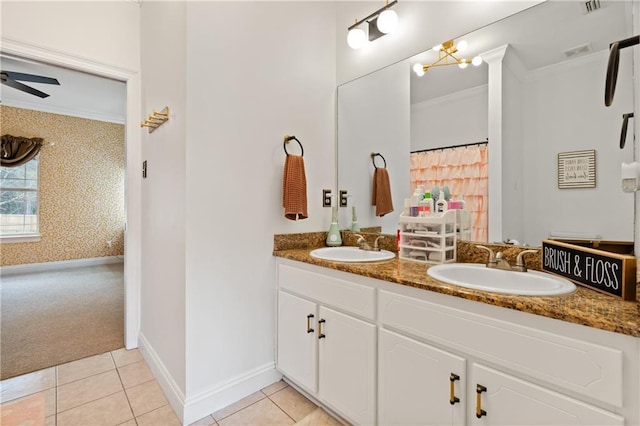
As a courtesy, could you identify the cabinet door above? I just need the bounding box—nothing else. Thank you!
[318,306,376,425]
[470,364,624,426]
[277,291,317,393]
[379,329,466,426]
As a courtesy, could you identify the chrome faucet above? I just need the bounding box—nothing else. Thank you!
[475,245,539,272]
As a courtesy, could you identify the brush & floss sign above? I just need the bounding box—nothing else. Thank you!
[542,240,636,300]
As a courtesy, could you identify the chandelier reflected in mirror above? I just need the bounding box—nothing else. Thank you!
[413,40,483,76]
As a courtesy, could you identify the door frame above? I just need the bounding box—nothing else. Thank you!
[1,39,142,349]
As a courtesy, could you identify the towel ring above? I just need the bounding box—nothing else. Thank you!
[284,135,304,157]
[371,152,386,169]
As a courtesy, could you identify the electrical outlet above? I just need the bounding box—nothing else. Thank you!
[339,190,348,207]
[322,189,332,207]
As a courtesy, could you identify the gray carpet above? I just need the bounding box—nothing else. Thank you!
[1,263,124,380]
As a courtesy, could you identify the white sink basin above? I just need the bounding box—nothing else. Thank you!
[310,246,395,263]
[427,263,576,296]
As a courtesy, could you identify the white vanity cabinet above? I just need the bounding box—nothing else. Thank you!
[277,291,318,392]
[378,328,466,425]
[378,327,624,426]
[470,364,624,425]
[275,258,639,426]
[378,289,632,426]
[317,306,376,425]
[276,262,377,425]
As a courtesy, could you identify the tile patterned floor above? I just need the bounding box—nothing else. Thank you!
[0,348,345,426]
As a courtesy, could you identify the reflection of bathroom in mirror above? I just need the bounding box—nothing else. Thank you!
[337,0,635,247]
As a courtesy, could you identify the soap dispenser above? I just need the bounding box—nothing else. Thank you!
[350,206,360,232]
[326,197,342,247]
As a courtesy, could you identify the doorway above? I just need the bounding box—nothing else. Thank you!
[0,43,142,372]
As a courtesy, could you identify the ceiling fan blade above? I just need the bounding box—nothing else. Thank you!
[1,70,60,86]
[1,78,50,98]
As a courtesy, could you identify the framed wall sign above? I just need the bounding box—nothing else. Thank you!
[558,149,596,189]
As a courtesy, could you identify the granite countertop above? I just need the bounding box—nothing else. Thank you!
[273,233,639,338]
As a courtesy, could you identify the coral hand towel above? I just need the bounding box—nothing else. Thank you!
[372,167,394,217]
[283,154,308,220]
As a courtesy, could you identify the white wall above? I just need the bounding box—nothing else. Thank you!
[522,50,635,245]
[337,61,410,234]
[183,2,336,423]
[411,85,488,152]
[1,1,140,73]
[139,0,188,410]
[335,1,543,85]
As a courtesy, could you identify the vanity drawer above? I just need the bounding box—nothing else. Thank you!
[378,290,624,407]
[278,263,375,320]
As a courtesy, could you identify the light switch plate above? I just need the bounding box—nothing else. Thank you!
[323,189,332,207]
[339,190,348,207]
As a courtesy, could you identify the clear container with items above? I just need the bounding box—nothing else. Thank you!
[398,188,472,263]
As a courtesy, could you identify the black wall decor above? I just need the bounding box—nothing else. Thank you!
[542,240,636,301]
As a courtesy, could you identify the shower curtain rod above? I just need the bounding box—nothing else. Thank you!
[411,139,488,154]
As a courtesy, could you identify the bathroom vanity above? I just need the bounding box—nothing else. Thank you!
[273,246,640,426]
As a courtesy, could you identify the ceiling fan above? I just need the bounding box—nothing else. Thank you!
[1,70,60,99]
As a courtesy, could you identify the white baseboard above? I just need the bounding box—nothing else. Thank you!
[138,332,281,425]
[0,256,124,276]
[138,333,186,422]
[183,362,282,425]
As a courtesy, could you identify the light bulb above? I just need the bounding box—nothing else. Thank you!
[457,40,468,52]
[472,56,483,66]
[458,61,469,69]
[347,28,366,50]
[432,44,443,52]
[377,9,398,34]
[413,63,425,76]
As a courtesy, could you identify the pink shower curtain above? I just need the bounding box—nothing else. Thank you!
[410,144,488,242]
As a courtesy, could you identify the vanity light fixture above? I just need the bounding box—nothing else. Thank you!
[347,0,399,50]
[412,39,483,75]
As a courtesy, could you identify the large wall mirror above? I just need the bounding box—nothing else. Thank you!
[337,0,635,246]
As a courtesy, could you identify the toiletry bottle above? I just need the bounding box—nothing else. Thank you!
[326,198,342,246]
[411,187,423,217]
[419,192,432,216]
[350,206,360,232]
[419,196,432,217]
[403,198,411,217]
[435,193,447,213]
[442,186,451,201]
[431,186,440,204]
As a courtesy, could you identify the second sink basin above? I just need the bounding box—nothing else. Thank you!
[310,246,395,263]
[427,263,576,296]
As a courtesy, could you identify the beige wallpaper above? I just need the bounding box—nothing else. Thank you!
[1,106,125,266]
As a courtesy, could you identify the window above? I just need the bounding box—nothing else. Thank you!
[0,156,40,237]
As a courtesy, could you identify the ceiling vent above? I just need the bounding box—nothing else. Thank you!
[563,43,592,58]
[584,0,601,13]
